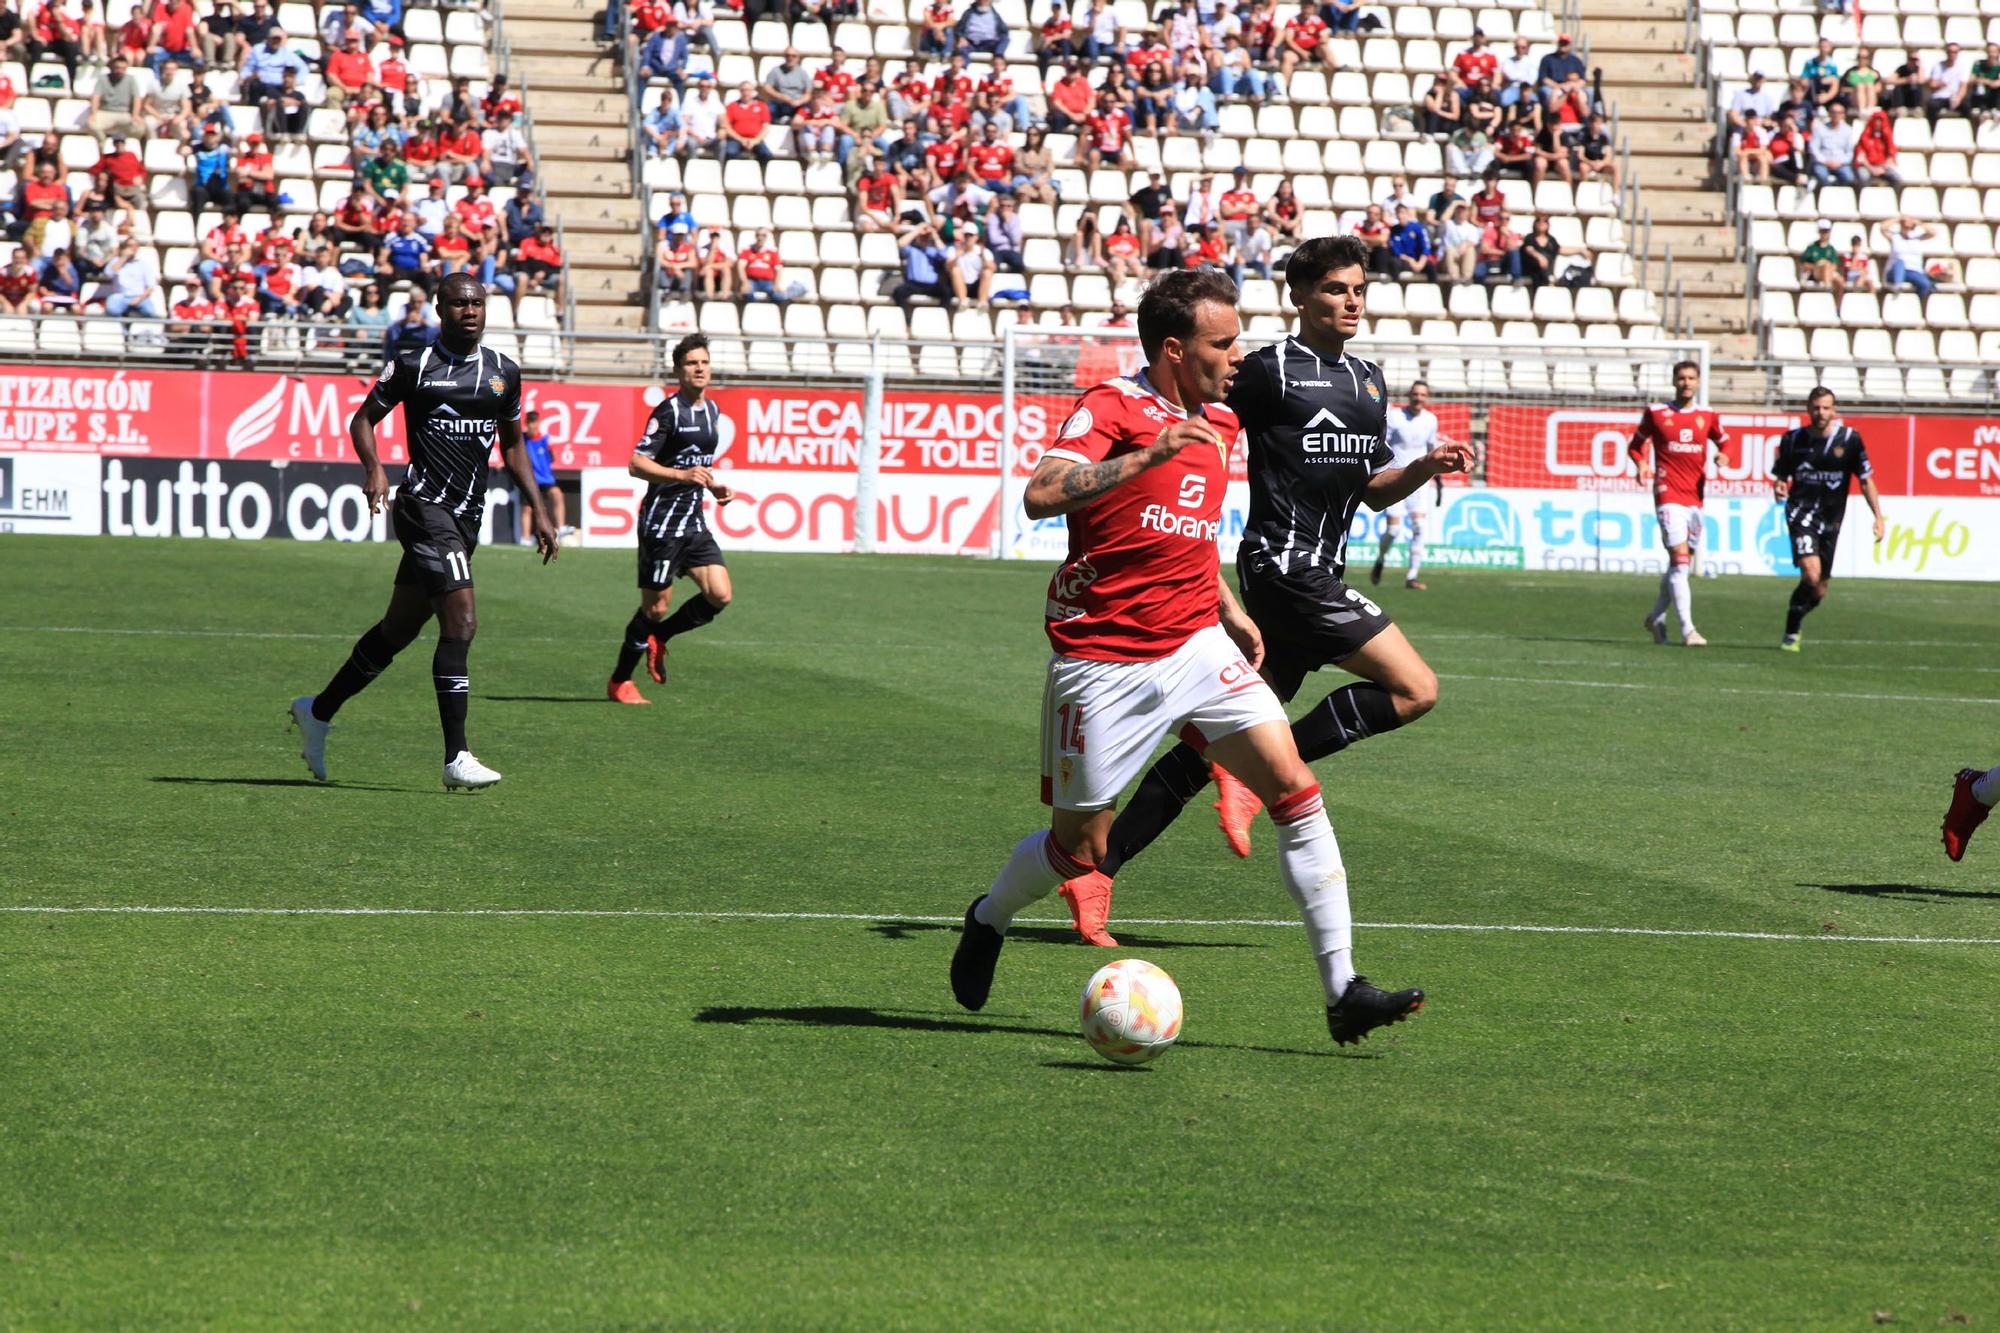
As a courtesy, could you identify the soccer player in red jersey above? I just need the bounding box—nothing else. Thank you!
[1943,764,1999,860]
[1628,360,1729,647]
[950,269,1425,1048]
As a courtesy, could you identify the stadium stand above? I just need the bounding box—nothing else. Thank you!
[0,0,564,367]
[1701,0,2000,403]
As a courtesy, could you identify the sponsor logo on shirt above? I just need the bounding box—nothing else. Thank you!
[1139,503,1220,540]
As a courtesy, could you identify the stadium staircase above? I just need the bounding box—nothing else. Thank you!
[508,0,650,329]
[1574,0,1763,396]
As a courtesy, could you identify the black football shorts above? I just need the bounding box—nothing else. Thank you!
[1238,547,1396,702]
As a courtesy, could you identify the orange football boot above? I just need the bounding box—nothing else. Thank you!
[1213,762,1263,858]
[607,678,650,705]
[1058,870,1119,947]
[1943,768,1991,862]
[646,634,668,684]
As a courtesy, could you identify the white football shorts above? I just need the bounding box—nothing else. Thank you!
[1394,481,1435,525]
[1040,623,1288,812]
[1655,503,1704,550]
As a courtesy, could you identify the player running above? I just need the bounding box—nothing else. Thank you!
[1629,361,1729,648]
[1943,764,1999,861]
[607,334,736,704]
[1770,386,1885,652]
[1370,379,1464,591]
[289,272,557,789]
[1052,236,1472,948]
[950,268,1425,1047]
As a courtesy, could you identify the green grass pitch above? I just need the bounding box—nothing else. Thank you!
[3,534,1997,1328]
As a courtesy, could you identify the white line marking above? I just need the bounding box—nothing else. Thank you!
[2,905,1994,946]
[1435,672,2000,707]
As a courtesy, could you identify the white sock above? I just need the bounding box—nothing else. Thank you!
[1271,787,1355,1003]
[1650,571,1671,621]
[1973,765,2000,807]
[1406,524,1425,580]
[974,830,1088,932]
[1669,562,1693,632]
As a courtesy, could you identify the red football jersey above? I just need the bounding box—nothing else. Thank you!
[967,142,1013,180]
[1629,402,1728,506]
[1454,48,1498,85]
[1042,374,1243,662]
[1087,109,1129,152]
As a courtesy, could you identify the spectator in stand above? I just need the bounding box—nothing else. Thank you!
[102,237,163,318]
[14,161,66,250]
[737,226,783,303]
[1476,207,1523,282]
[29,0,81,79]
[644,88,689,158]
[840,83,891,174]
[1463,73,1502,137]
[1883,215,1936,297]
[504,192,543,251]
[1080,0,1122,63]
[1103,214,1148,280]
[515,223,563,304]
[345,281,390,348]
[1969,42,2000,117]
[301,243,352,318]
[411,176,449,237]
[71,201,114,281]
[680,75,724,157]
[324,31,375,109]
[1170,69,1219,136]
[954,0,1009,57]
[1353,202,1393,275]
[1045,60,1093,133]
[91,134,146,210]
[917,0,954,58]
[1801,38,1842,113]
[1491,115,1539,184]
[198,0,239,67]
[985,194,1024,273]
[1885,53,1927,116]
[1840,48,1880,115]
[320,2,374,50]
[1034,2,1074,75]
[1854,108,1900,185]
[37,194,71,258]
[1736,112,1771,182]
[1147,201,1184,269]
[1927,43,1971,125]
[240,26,308,105]
[791,88,841,163]
[89,55,151,141]
[1212,34,1272,102]
[1808,101,1857,186]
[1186,220,1232,274]
[1726,70,1778,147]
[966,121,1014,194]
[1423,173,1463,223]
[657,224,697,295]
[38,247,82,310]
[1468,167,1505,225]
[383,298,436,357]
[1065,210,1104,269]
[1839,233,1876,293]
[1520,212,1585,287]
[1130,63,1173,138]
[378,212,433,293]
[438,115,488,184]
[1454,29,1498,88]
[1276,0,1333,81]
[1263,178,1302,243]
[357,0,402,41]
[71,0,104,64]
[262,67,310,142]
[1776,76,1816,129]
[979,54,1031,130]
[946,224,995,305]
[1214,167,1257,247]
[855,152,903,230]
[639,20,688,90]
[892,220,952,309]
[0,246,40,314]
[1765,109,1804,184]
[1497,36,1536,108]
[1535,32,1584,103]
[454,178,499,248]
[1446,123,1490,177]
[483,109,531,186]
[677,0,719,53]
[331,189,377,246]
[720,79,776,163]
[1575,112,1616,186]
[696,226,735,300]
[1799,218,1841,292]
[147,60,195,141]
[432,212,474,278]
[1079,91,1132,169]
[258,244,305,317]
[1388,204,1434,280]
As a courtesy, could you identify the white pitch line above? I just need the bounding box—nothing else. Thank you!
[1436,672,2000,707]
[1,904,1996,947]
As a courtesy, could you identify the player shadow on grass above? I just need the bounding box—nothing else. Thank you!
[1806,881,2000,903]
[693,1005,1334,1057]
[150,775,421,793]
[480,695,614,704]
[866,921,1257,949]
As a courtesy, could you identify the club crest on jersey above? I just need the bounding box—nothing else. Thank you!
[1059,407,1094,440]
[489,376,506,396]
[376,360,396,383]
[1364,378,1382,402]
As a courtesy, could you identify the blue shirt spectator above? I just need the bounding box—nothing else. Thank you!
[505,193,544,246]
[955,0,1009,55]
[640,29,688,86]
[655,197,696,239]
[242,39,309,89]
[359,0,402,30]
[1390,217,1433,260]
[383,227,431,272]
[892,225,952,308]
[1536,42,1586,93]
[383,304,437,355]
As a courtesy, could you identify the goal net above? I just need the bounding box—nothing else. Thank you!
[998,324,1713,573]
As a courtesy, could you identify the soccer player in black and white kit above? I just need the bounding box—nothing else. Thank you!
[1055,236,1473,961]
[606,333,735,704]
[1771,385,1885,652]
[289,273,558,789]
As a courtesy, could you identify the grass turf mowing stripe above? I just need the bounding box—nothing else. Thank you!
[5,904,1998,946]
[1437,671,2000,707]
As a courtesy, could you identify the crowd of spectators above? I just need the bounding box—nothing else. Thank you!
[1416,31,1614,189]
[0,0,562,356]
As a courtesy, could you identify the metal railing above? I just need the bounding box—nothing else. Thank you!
[490,0,568,330]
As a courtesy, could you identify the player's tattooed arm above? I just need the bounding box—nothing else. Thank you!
[1025,420,1219,518]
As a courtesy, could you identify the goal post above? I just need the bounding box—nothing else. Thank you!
[998,322,1714,573]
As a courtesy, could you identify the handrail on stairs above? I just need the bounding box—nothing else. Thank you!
[491,0,564,334]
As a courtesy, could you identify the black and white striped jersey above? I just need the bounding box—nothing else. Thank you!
[634,390,721,540]
[1225,335,1393,579]
[1772,422,1871,532]
[367,340,522,522]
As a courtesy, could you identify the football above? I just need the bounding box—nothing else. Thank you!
[1079,959,1183,1066]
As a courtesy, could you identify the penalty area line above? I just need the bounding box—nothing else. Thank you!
[2,905,1997,947]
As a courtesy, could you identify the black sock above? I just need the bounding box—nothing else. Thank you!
[1099,742,1211,878]
[313,623,397,721]
[1291,683,1404,763]
[611,610,656,683]
[433,636,470,760]
[1784,582,1823,636]
[658,594,723,641]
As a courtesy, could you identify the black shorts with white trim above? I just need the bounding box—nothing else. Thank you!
[392,491,480,595]
[1238,546,1396,702]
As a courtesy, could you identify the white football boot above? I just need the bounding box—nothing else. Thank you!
[290,696,331,781]
[443,751,503,791]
